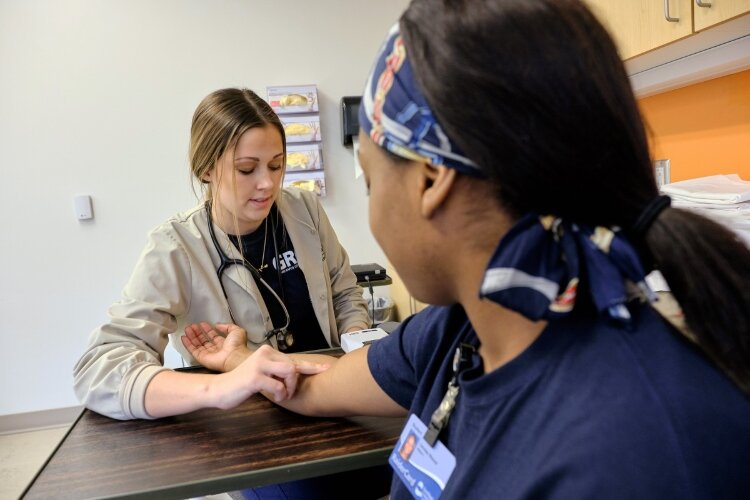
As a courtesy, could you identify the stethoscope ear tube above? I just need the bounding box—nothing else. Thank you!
[206,200,292,348]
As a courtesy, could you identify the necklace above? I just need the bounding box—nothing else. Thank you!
[229,217,269,274]
[254,218,269,272]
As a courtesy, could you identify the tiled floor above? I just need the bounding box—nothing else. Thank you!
[0,426,68,500]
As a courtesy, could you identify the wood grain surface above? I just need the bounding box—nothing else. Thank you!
[23,364,404,499]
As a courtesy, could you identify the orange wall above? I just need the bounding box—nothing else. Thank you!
[638,69,750,182]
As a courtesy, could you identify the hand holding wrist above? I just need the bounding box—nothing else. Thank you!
[208,345,331,410]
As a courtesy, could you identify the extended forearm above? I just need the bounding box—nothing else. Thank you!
[143,370,224,418]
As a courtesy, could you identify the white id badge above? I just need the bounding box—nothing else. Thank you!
[389,414,456,499]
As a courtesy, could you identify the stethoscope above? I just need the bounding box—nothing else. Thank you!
[205,200,294,351]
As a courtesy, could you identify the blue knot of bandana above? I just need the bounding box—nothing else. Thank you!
[480,214,655,322]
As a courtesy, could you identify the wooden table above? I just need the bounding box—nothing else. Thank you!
[22,365,404,499]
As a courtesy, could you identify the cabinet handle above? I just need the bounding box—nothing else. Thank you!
[664,0,680,22]
[695,0,711,7]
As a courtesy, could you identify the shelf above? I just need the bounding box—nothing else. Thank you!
[357,275,392,288]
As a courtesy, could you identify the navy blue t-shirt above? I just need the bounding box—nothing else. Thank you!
[231,209,328,353]
[368,302,750,499]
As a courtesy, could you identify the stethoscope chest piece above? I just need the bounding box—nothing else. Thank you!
[275,329,294,352]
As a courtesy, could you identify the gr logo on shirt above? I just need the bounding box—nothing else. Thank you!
[273,250,299,273]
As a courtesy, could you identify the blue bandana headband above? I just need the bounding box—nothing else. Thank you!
[359,23,482,176]
[361,23,656,323]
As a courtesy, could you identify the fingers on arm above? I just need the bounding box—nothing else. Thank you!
[294,360,331,375]
[259,346,330,376]
[251,346,329,399]
[254,376,288,402]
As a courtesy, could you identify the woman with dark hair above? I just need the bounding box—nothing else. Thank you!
[186,1,750,497]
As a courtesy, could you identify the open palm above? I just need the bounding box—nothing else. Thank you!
[181,322,250,372]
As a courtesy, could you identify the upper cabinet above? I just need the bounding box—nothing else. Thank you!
[694,0,750,30]
[583,0,750,60]
[584,0,693,60]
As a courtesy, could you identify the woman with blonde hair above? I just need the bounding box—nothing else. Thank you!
[74,88,369,421]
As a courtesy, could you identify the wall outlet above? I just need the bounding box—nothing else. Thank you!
[654,159,671,189]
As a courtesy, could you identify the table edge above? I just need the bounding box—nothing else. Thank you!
[21,406,87,499]
[77,445,395,500]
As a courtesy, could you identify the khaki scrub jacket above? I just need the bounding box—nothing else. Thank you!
[73,188,369,420]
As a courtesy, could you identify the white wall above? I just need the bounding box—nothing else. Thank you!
[0,0,409,416]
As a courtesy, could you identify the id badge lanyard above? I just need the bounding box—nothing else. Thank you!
[388,340,477,499]
[424,342,476,446]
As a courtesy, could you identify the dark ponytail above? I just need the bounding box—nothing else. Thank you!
[400,0,750,394]
[649,210,750,394]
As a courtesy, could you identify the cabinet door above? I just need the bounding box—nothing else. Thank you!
[584,0,693,59]
[694,0,750,31]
